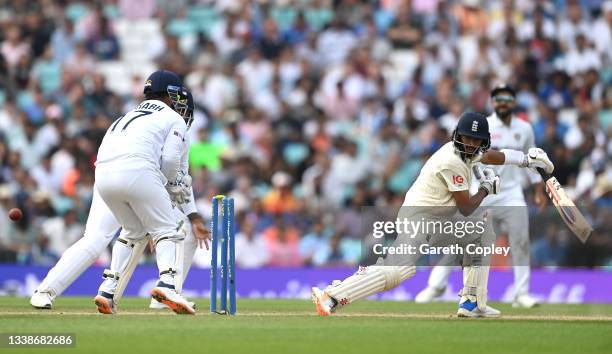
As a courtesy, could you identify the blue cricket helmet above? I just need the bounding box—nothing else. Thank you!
[452,111,491,161]
[143,69,188,117]
[143,70,182,95]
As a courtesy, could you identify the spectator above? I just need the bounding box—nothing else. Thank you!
[263,217,301,267]
[387,2,422,49]
[557,1,589,51]
[64,42,96,77]
[591,2,612,58]
[532,226,569,267]
[258,18,285,60]
[237,47,274,101]
[316,17,357,65]
[31,46,63,95]
[86,17,120,60]
[564,34,601,76]
[235,220,269,268]
[262,172,299,215]
[283,11,311,45]
[1,26,29,70]
[51,18,80,64]
[299,219,329,265]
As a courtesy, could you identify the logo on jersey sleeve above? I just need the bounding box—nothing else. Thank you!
[453,175,465,185]
[173,130,185,141]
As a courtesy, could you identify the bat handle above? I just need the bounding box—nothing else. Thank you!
[536,168,551,180]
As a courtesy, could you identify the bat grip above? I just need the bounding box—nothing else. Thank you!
[536,168,551,180]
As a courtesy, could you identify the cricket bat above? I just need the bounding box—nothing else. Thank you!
[537,168,593,243]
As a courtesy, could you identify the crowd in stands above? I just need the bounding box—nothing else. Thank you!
[0,0,610,267]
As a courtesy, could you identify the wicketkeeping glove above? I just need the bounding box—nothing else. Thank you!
[166,173,192,204]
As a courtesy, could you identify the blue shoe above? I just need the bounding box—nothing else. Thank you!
[457,300,501,318]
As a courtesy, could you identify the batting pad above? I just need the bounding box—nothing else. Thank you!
[460,266,490,310]
[326,266,416,307]
[114,237,148,302]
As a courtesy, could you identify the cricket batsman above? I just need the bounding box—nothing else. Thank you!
[415,84,544,308]
[29,81,209,313]
[311,111,554,317]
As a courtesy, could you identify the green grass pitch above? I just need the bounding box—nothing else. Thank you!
[1,297,611,354]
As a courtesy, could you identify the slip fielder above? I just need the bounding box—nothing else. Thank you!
[311,111,554,317]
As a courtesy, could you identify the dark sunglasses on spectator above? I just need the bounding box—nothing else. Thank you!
[494,95,514,103]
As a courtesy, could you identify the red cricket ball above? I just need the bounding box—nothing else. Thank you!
[8,208,22,221]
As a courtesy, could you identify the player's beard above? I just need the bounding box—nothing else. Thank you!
[495,107,512,120]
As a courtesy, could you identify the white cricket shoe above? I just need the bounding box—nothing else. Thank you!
[149,297,196,310]
[415,286,445,303]
[457,300,501,318]
[149,298,168,309]
[30,291,53,309]
[512,294,540,308]
[150,287,195,315]
[311,287,335,316]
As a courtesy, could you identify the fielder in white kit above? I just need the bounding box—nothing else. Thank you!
[311,112,554,318]
[415,84,545,308]
[29,73,209,314]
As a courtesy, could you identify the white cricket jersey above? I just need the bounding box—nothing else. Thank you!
[177,134,197,216]
[96,100,187,184]
[476,113,541,206]
[403,142,473,208]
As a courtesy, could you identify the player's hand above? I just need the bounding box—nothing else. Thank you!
[473,166,500,195]
[191,218,211,250]
[526,148,554,174]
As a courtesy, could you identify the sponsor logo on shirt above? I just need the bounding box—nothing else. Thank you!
[453,175,465,185]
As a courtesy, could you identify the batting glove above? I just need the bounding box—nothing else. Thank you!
[473,165,500,195]
[523,148,554,174]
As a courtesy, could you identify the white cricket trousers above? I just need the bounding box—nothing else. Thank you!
[95,167,180,243]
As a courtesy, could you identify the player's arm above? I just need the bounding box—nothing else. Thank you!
[452,189,489,216]
[481,148,554,173]
[160,120,188,183]
[167,136,194,205]
[480,150,505,164]
[439,168,493,216]
[176,135,211,249]
[185,205,211,250]
[451,166,500,216]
